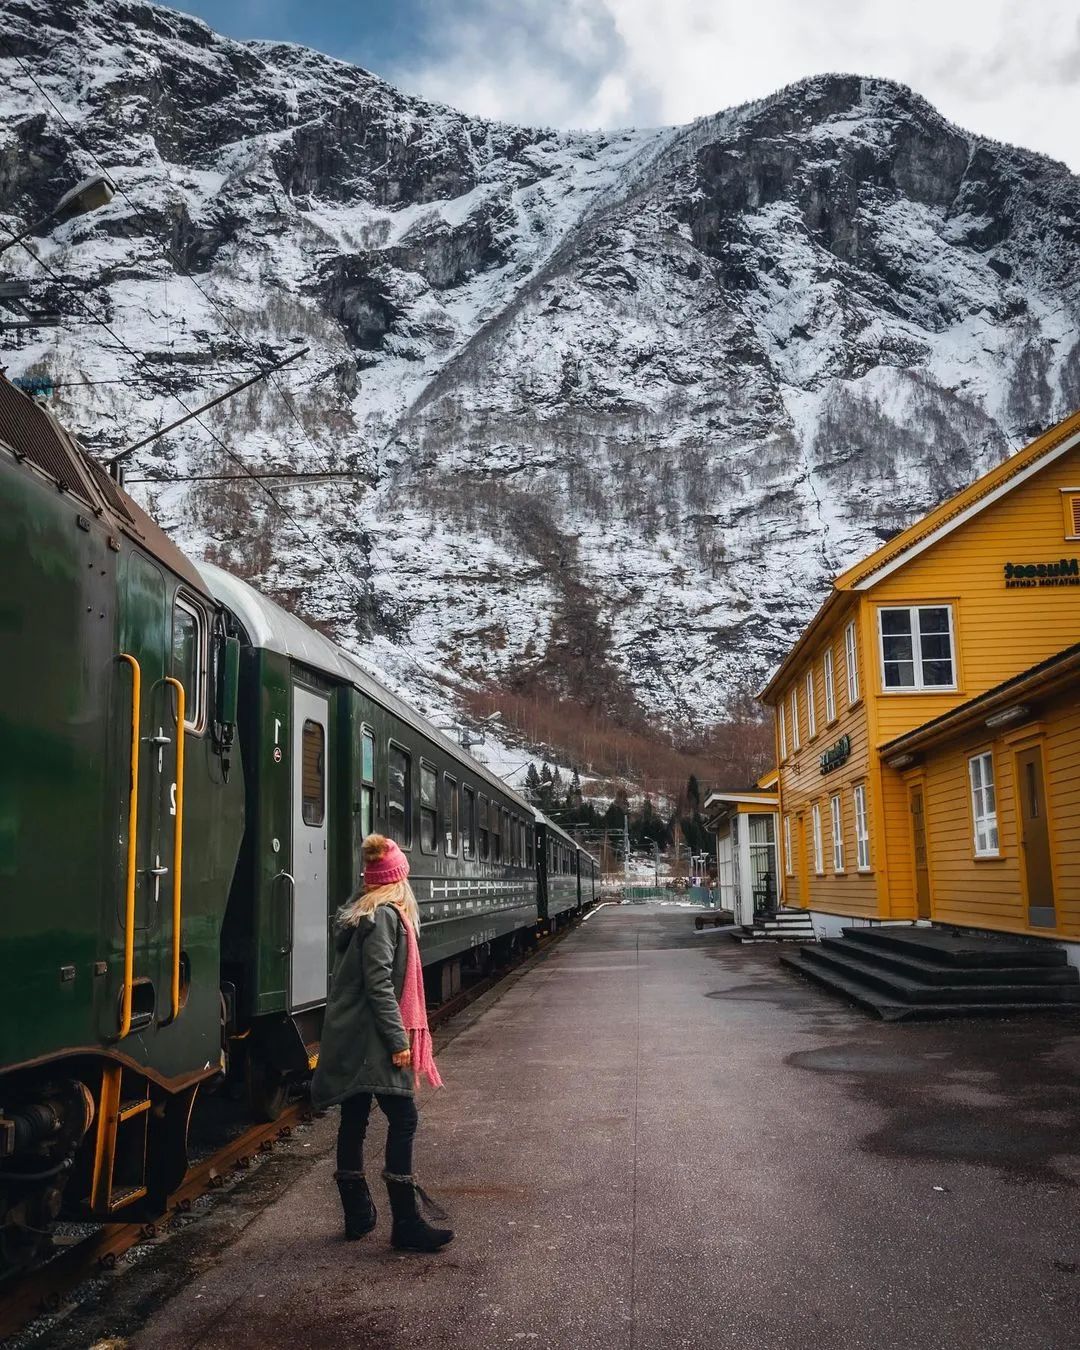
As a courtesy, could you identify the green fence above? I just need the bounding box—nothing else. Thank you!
[622,885,718,906]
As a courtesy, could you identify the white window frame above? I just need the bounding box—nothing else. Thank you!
[845,621,860,705]
[811,803,823,875]
[173,593,207,733]
[830,794,844,873]
[779,701,787,760]
[969,752,999,857]
[783,815,793,876]
[878,605,957,692]
[805,670,817,739]
[823,647,836,723]
[790,687,801,751]
[853,784,871,871]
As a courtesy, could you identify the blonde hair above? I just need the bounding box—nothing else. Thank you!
[338,835,420,931]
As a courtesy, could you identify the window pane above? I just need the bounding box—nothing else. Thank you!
[388,744,411,846]
[361,786,373,838]
[420,763,437,854]
[462,786,475,860]
[880,610,913,636]
[883,659,916,688]
[301,720,325,827]
[361,729,374,783]
[172,601,202,727]
[919,633,952,661]
[479,795,490,860]
[921,660,953,686]
[919,607,950,633]
[444,776,459,856]
[882,632,914,662]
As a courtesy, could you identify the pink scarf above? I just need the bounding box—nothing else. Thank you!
[397,914,443,1089]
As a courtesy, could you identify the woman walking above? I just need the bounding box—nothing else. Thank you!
[311,834,453,1252]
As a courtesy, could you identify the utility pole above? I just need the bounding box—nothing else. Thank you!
[624,812,630,885]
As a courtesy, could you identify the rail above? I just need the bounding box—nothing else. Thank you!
[117,653,141,1039]
[164,677,186,1022]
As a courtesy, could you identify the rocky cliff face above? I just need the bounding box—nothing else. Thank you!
[3,0,1080,734]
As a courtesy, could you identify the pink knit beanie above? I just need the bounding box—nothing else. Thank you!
[363,835,410,887]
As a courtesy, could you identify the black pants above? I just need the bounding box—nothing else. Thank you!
[336,1092,418,1176]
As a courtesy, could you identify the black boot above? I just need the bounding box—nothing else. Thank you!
[335,1170,377,1239]
[383,1171,454,1252]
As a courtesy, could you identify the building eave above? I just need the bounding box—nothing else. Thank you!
[759,588,850,703]
[880,642,1080,760]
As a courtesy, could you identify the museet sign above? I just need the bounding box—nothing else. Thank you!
[820,734,851,775]
[1004,558,1079,589]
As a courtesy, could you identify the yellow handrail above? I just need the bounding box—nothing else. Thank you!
[164,677,186,1022]
[118,653,141,1039]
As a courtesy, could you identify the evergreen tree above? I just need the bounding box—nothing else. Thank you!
[524,762,541,802]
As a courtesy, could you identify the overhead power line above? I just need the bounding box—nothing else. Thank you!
[0,40,457,706]
[0,34,346,480]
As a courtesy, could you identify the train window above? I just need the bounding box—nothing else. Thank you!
[462,785,475,860]
[492,806,502,862]
[301,720,325,827]
[361,728,375,837]
[478,795,490,861]
[420,761,438,854]
[172,595,206,731]
[444,774,459,856]
[526,826,534,869]
[388,742,412,847]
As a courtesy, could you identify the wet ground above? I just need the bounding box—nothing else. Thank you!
[34,905,1080,1349]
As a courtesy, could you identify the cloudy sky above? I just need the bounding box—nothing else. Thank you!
[179,0,1080,170]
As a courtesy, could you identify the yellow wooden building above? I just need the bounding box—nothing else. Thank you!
[760,408,1080,953]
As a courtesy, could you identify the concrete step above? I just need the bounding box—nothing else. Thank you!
[820,937,1080,987]
[842,925,1069,969]
[780,949,1080,1022]
[731,923,816,944]
[805,941,1080,1006]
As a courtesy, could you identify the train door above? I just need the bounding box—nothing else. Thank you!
[290,687,329,1009]
[115,551,171,1035]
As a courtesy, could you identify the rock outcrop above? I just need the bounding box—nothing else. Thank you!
[3,0,1079,727]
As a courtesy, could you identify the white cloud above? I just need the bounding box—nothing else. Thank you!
[388,0,1080,169]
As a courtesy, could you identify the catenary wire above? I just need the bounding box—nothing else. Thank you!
[0,35,348,480]
[2,227,386,614]
[0,46,454,697]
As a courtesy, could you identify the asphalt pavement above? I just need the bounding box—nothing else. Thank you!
[108,905,1080,1348]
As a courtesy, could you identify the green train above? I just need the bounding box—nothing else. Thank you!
[0,376,598,1271]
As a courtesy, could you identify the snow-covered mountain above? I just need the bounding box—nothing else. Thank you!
[3,0,1080,733]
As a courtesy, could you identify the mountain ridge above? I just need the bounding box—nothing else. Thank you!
[2,0,1079,742]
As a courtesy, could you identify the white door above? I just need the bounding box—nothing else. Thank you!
[291,687,329,1009]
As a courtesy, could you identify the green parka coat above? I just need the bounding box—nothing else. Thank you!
[310,904,414,1106]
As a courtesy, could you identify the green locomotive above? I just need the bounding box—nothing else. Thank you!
[0,375,598,1270]
[0,376,245,1267]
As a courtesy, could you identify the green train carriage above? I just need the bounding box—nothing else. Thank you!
[200,566,541,1114]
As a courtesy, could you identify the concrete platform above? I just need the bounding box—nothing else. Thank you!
[72,906,1080,1348]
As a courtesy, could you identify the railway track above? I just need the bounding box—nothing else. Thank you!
[0,920,576,1344]
[0,1102,308,1343]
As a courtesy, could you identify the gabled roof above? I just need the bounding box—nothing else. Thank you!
[836,407,1080,590]
[761,406,1080,701]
